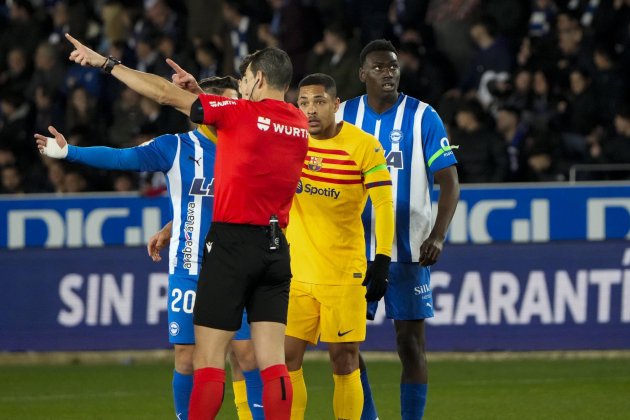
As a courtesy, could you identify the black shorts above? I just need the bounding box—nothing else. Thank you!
[193,222,291,331]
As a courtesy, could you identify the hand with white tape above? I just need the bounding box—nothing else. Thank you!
[34,125,68,159]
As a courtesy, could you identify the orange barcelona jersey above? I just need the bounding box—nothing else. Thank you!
[286,121,392,286]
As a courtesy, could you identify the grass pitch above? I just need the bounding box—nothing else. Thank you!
[1,353,629,419]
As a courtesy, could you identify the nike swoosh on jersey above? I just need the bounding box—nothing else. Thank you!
[337,329,353,337]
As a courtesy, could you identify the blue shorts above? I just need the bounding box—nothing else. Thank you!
[168,275,251,344]
[367,262,434,321]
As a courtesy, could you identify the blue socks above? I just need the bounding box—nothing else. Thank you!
[242,368,264,420]
[172,370,193,420]
[401,383,428,420]
[360,367,379,420]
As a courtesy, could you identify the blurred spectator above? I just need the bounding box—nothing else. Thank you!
[588,103,630,179]
[489,67,533,112]
[1,165,26,194]
[525,69,561,133]
[397,41,452,106]
[26,41,65,101]
[195,42,220,81]
[496,106,559,181]
[481,0,530,50]
[134,34,171,78]
[64,168,89,193]
[556,67,600,161]
[458,16,514,107]
[452,100,507,183]
[592,43,625,127]
[108,87,145,148]
[260,0,321,83]
[65,86,104,141]
[0,94,33,165]
[33,83,65,135]
[387,0,430,39]
[347,0,390,44]
[138,97,188,136]
[113,171,139,192]
[45,159,67,193]
[0,0,44,60]
[133,0,185,50]
[554,10,593,88]
[221,0,264,75]
[185,0,223,46]
[99,0,132,49]
[0,47,32,98]
[529,0,557,39]
[306,22,363,102]
[0,146,16,168]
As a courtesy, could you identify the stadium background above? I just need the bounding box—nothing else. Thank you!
[1,0,629,419]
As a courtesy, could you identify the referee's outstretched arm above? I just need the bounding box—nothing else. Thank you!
[65,33,198,116]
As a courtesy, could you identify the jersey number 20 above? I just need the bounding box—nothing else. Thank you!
[171,288,195,313]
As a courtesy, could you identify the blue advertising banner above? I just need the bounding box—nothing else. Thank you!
[1,183,629,249]
[1,241,628,352]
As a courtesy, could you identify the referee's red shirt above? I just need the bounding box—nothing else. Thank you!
[193,94,308,227]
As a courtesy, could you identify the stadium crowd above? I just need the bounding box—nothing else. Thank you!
[1,0,629,194]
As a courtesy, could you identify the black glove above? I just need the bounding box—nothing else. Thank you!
[362,254,391,302]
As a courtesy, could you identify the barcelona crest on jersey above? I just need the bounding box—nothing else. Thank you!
[307,156,323,171]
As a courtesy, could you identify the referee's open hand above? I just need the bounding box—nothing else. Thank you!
[363,254,391,302]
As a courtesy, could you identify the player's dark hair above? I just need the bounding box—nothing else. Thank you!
[360,39,397,66]
[199,76,239,95]
[298,73,337,98]
[243,47,293,90]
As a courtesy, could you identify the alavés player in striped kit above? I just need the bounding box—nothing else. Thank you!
[337,40,460,420]
[34,77,264,420]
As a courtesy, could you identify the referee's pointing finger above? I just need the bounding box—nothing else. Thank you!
[64,33,81,48]
[166,58,186,76]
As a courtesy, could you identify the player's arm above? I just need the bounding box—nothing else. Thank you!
[362,142,395,302]
[420,106,460,266]
[65,33,197,115]
[421,166,459,266]
[35,126,173,173]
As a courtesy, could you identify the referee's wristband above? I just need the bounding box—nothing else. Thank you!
[101,56,121,74]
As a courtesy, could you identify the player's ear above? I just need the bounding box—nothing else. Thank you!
[359,66,366,83]
[333,97,340,112]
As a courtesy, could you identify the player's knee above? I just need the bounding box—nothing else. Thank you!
[235,347,257,371]
[174,345,195,374]
[329,345,360,375]
[396,332,425,363]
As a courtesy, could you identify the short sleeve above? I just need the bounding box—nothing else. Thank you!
[190,93,239,128]
[421,106,458,173]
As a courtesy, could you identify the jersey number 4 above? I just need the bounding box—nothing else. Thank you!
[386,150,404,171]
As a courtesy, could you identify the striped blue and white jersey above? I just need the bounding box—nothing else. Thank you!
[136,129,215,277]
[66,128,215,276]
[337,94,457,263]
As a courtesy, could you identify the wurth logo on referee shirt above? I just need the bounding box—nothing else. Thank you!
[257,116,308,139]
[208,99,237,107]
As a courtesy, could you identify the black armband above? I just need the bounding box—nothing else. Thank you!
[189,98,205,124]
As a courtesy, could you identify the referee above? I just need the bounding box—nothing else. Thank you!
[65,34,308,420]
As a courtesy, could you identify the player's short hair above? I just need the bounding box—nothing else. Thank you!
[360,39,397,66]
[241,47,293,90]
[199,76,239,95]
[298,73,337,98]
